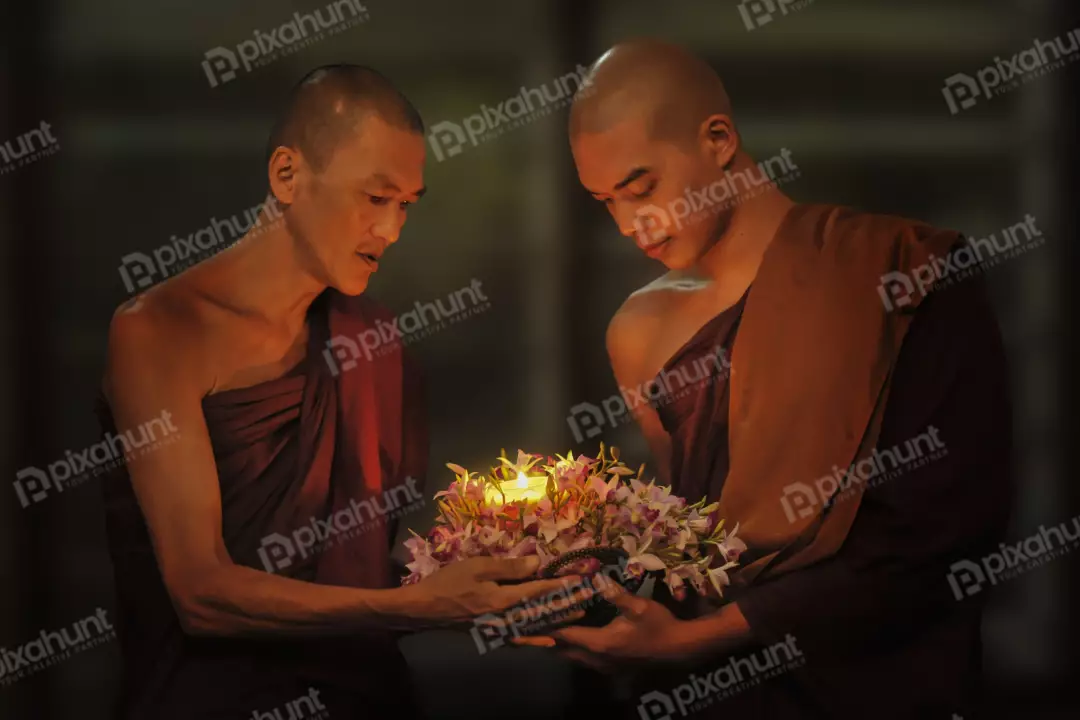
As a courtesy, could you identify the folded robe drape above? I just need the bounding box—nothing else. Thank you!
[97,289,428,720]
[715,203,968,584]
[642,204,1012,717]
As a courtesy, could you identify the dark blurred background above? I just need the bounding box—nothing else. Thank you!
[2,0,1078,718]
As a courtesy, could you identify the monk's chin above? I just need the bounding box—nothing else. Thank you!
[658,250,695,271]
[333,276,370,296]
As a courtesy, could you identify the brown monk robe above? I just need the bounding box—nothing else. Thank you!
[501,37,1017,718]
[97,290,427,719]
[644,204,1013,718]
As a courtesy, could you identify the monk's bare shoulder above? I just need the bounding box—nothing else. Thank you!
[610,271,709,337]
[608,279,666,348]
[105,279,214,400]
[607,271,708,384]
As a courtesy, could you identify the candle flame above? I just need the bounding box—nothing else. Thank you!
[485,470,546,505]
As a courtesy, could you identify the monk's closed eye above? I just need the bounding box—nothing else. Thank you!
[629,179,657,200]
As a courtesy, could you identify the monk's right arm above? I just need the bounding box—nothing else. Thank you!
[104,309,575,638]
[606,309,672,484]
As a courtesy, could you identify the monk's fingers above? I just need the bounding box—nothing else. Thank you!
[585,574,651,616]
[471,555,541,582]
[605,588,650,616]
[509,635,557,648]
[499,576,594,608]
[503,625,598,651]
[547,625,615,655]
[530,579,596,609]
[479,600,586,632]
[474,606,586,643]
[530,609,587,633]
[590,573,625,599]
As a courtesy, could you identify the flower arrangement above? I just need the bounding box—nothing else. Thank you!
[403,445,745,600]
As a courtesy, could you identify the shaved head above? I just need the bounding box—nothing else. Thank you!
[569,40,753,271]
[571,39,733,148]
[266,64,424,172]
[264,64,427,297]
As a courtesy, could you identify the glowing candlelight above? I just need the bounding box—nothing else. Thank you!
[485,470,548,504]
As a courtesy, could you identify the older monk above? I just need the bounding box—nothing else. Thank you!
[98,64,578,720]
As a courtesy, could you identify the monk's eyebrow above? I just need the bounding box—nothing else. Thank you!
[370,173,426,199]
[587,166,652,195]
[613,166,652,191]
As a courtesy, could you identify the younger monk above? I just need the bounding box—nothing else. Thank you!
[517,41,1013,719]
[99,65,577,720]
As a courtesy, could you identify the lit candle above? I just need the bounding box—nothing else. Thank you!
[485,471,548,504]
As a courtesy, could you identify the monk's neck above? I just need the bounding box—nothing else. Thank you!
[693,189,796,288]
[200,209,327,328]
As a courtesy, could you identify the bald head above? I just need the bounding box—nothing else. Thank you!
[266,64,424,172]
[571,40,732,148]
[567,41,750,271]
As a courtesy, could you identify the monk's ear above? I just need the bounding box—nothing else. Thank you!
[267,145,302,205]
[700,114,738,170]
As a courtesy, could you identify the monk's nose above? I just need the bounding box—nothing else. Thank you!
[612,204,643,239]
[373,214,404,246]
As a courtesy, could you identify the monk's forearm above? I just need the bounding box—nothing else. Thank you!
[175,563,430,637]
[670,602,756,663]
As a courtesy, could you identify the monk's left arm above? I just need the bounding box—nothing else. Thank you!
[678,278,1014,663]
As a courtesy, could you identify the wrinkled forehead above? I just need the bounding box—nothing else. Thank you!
[570,117,666,191]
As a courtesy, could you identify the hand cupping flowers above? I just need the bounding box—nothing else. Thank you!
[403,445,745,600]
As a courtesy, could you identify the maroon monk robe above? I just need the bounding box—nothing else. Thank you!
[96,289,428,720]
[635,207,1012,718]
